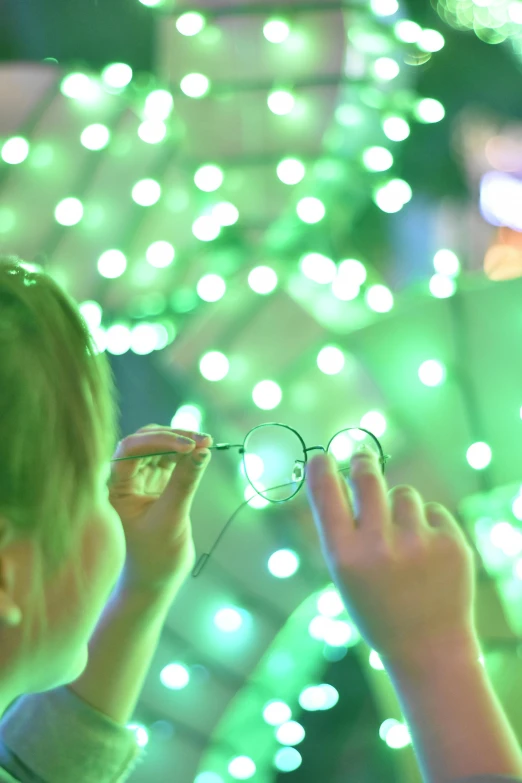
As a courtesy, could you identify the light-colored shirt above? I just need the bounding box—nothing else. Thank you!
[0,686,146,782]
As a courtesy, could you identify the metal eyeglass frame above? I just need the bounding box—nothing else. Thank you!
[111,422,391,578]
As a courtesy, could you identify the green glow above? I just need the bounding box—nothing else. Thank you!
[60,72,100,101]
[97,249,127,279]
[199,351,230,381]
[160,662,190,690]
[336,104,364,126]
[276,720,305,746]
[248,266,278,294]
[338,258,367,285]
[54,197,83,226]
[360,410,387,437]
[263,18,290,43]
[383,116,410,141]
[277,157,306,184]
[365,284,394,312]
[144,90,174,120]
[180,73,210,98]
[317,346,345,375]
[418,29,446,52]
[130,324,158,355]
[138,0,162,6]
[146,240,175,268]
[80,124,110,150]
[267,549,300,578]
[214,607,243,632]
[101,62,132,88]
[373,179,412,213]
[195,775,224,783]
[193,217,221,242]
[267,89,295,115]
[466,442,492,470]
[131,179,161,206]
[194,164,224,192]
[371,0,399,14]
[415,98,445,123]
[1,137,29,164]
[317,589,344,617]
[79,300,103,329]
[373,57,400,80]
[228,757,256,780]
[171,404,203,432]
[369,650,385,670]
[212,202,239,226]
[386,723,412,749]
[418,359,446,386]
[263,700,292,726]
[197,273,226,302]
[296,196,325,223]
[105,324,131,355]
[429,273,456,298]
[300,253,336,284]
[274,747,302,772]
[394,20,422,43]
[176,12,206,36]
[252,380,282,410]
[362,146,394,171]
[433,249,460,276]
[138,120,167,144]
[299,685,327,710]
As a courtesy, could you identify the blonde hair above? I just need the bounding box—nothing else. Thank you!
[0,255,120,581]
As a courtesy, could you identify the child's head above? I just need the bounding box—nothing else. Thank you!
[0,256,126,711]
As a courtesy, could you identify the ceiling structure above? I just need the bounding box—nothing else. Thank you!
[2,1,522,781]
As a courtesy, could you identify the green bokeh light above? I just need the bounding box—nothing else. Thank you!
[418,359,447,386]
[273,747,302,772]
[160,662,190,690]
[252,380,282,410]
[1,137,29,164]
[362,146,394,171]
[277,157,306,184]
[296,196,325,223]
[176,11,206,36]
[80,124,110,150]
[54,197,83,226]
[180,73,210,98]
[267,90,295,115]
[132,179,161,206]
[365,284,394,312]
[267,549,300,578]
[197,273,226,301]
[194,164,224,192]
[248,266,278,294]
[101,62,132,89]
[199,351,230,381]
[97,249,127,279]
[263,18,290,43]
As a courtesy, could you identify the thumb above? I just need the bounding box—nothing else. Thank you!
[158,449,211,520]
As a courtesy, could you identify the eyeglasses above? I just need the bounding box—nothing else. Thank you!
[112,423,390,578]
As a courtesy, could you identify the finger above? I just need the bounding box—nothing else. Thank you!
[349,450,391,536]
[111,431,197,481]
[424,501,461,533]
[136,424,213,447]
[305,452,356,561]
[389,485,426,534]
[157,448,212,521]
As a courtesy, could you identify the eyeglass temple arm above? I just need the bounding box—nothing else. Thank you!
[192,497,251,578]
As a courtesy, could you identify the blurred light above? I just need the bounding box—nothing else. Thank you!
[317,589,344,617]
[60,72,100,101]
[320,684,340,709]
[176,12,206,36]
[373,179,412,213]
[263,19,290,43]
[300,253,336,284]
[418,359,446,386]
[369,650,385,670]
[101,63,132,89]
[371,0,399,15]
[373,57,400,80]
[199,351,230,381]
[379,718,400,741]
[197,273,226,301]
[418,29,445,52]
[394,20,422,42]
[267,90,295,115]
[309,615,331,640]
[433,249,460,276]
[192,216,221,241]
[323,619,354,647]
[510,1,522,23]
[383,116,410,141]
[79,301,103,330]
[241,453,265,481]
[268,549,300,578]
[245,482,270,509]
[138,120,167,144]
[415,98,445,123]
[214,607,243,632]
[466,442,492,470]
[248,266,278,294]
[144,90,174,120]
[263,701,292,726]
[296,196,325,223]
[130,324,158,355]
[299,686,327,711]
[105,324,131,355]
[146,240,175,268]
[386,723,412,748]
[513,494,522,521]
[360,410,387,437]
[429,273,456,298]
[317,346,345,375]
[362,146,394,171]
[160,663,190,690]
[276,721,305,746]
[194,164,224,192]
[274,747,302,772]
[195,774,224,783]
[252,380,282,410]
[365,284,394,312]
[54,197,83,226]
[277,158,306,184]
[81,124,110,150]
[228,757,256,780]
[98,249,127,279]
[180,73,210,98]
[338,258,367,285]
[138,0,162,5]
[132,179,161,206]
[172,404,202,432]
[212,202,239,226]
[332,277,360,300]
[336,104,364,126]
[1,137,29,164]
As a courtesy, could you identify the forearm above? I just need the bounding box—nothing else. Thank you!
[386,640,522,782]
[66,578,180,726]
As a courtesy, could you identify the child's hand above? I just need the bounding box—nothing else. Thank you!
[305,449,478,666]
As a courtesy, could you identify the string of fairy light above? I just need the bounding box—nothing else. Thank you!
[2,2,519,781]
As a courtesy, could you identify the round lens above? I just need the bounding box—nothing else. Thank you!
[244,424,304,502]
[327,428,382,474]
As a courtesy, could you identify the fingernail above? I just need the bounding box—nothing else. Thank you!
[177,436,195,446]
[192,449,211,463]
[196,433,212,441]
[352,445,375,461]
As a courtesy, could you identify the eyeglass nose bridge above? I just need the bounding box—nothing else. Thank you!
[303,445,327,455]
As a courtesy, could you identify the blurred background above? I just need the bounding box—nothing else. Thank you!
[2,0,522,780]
